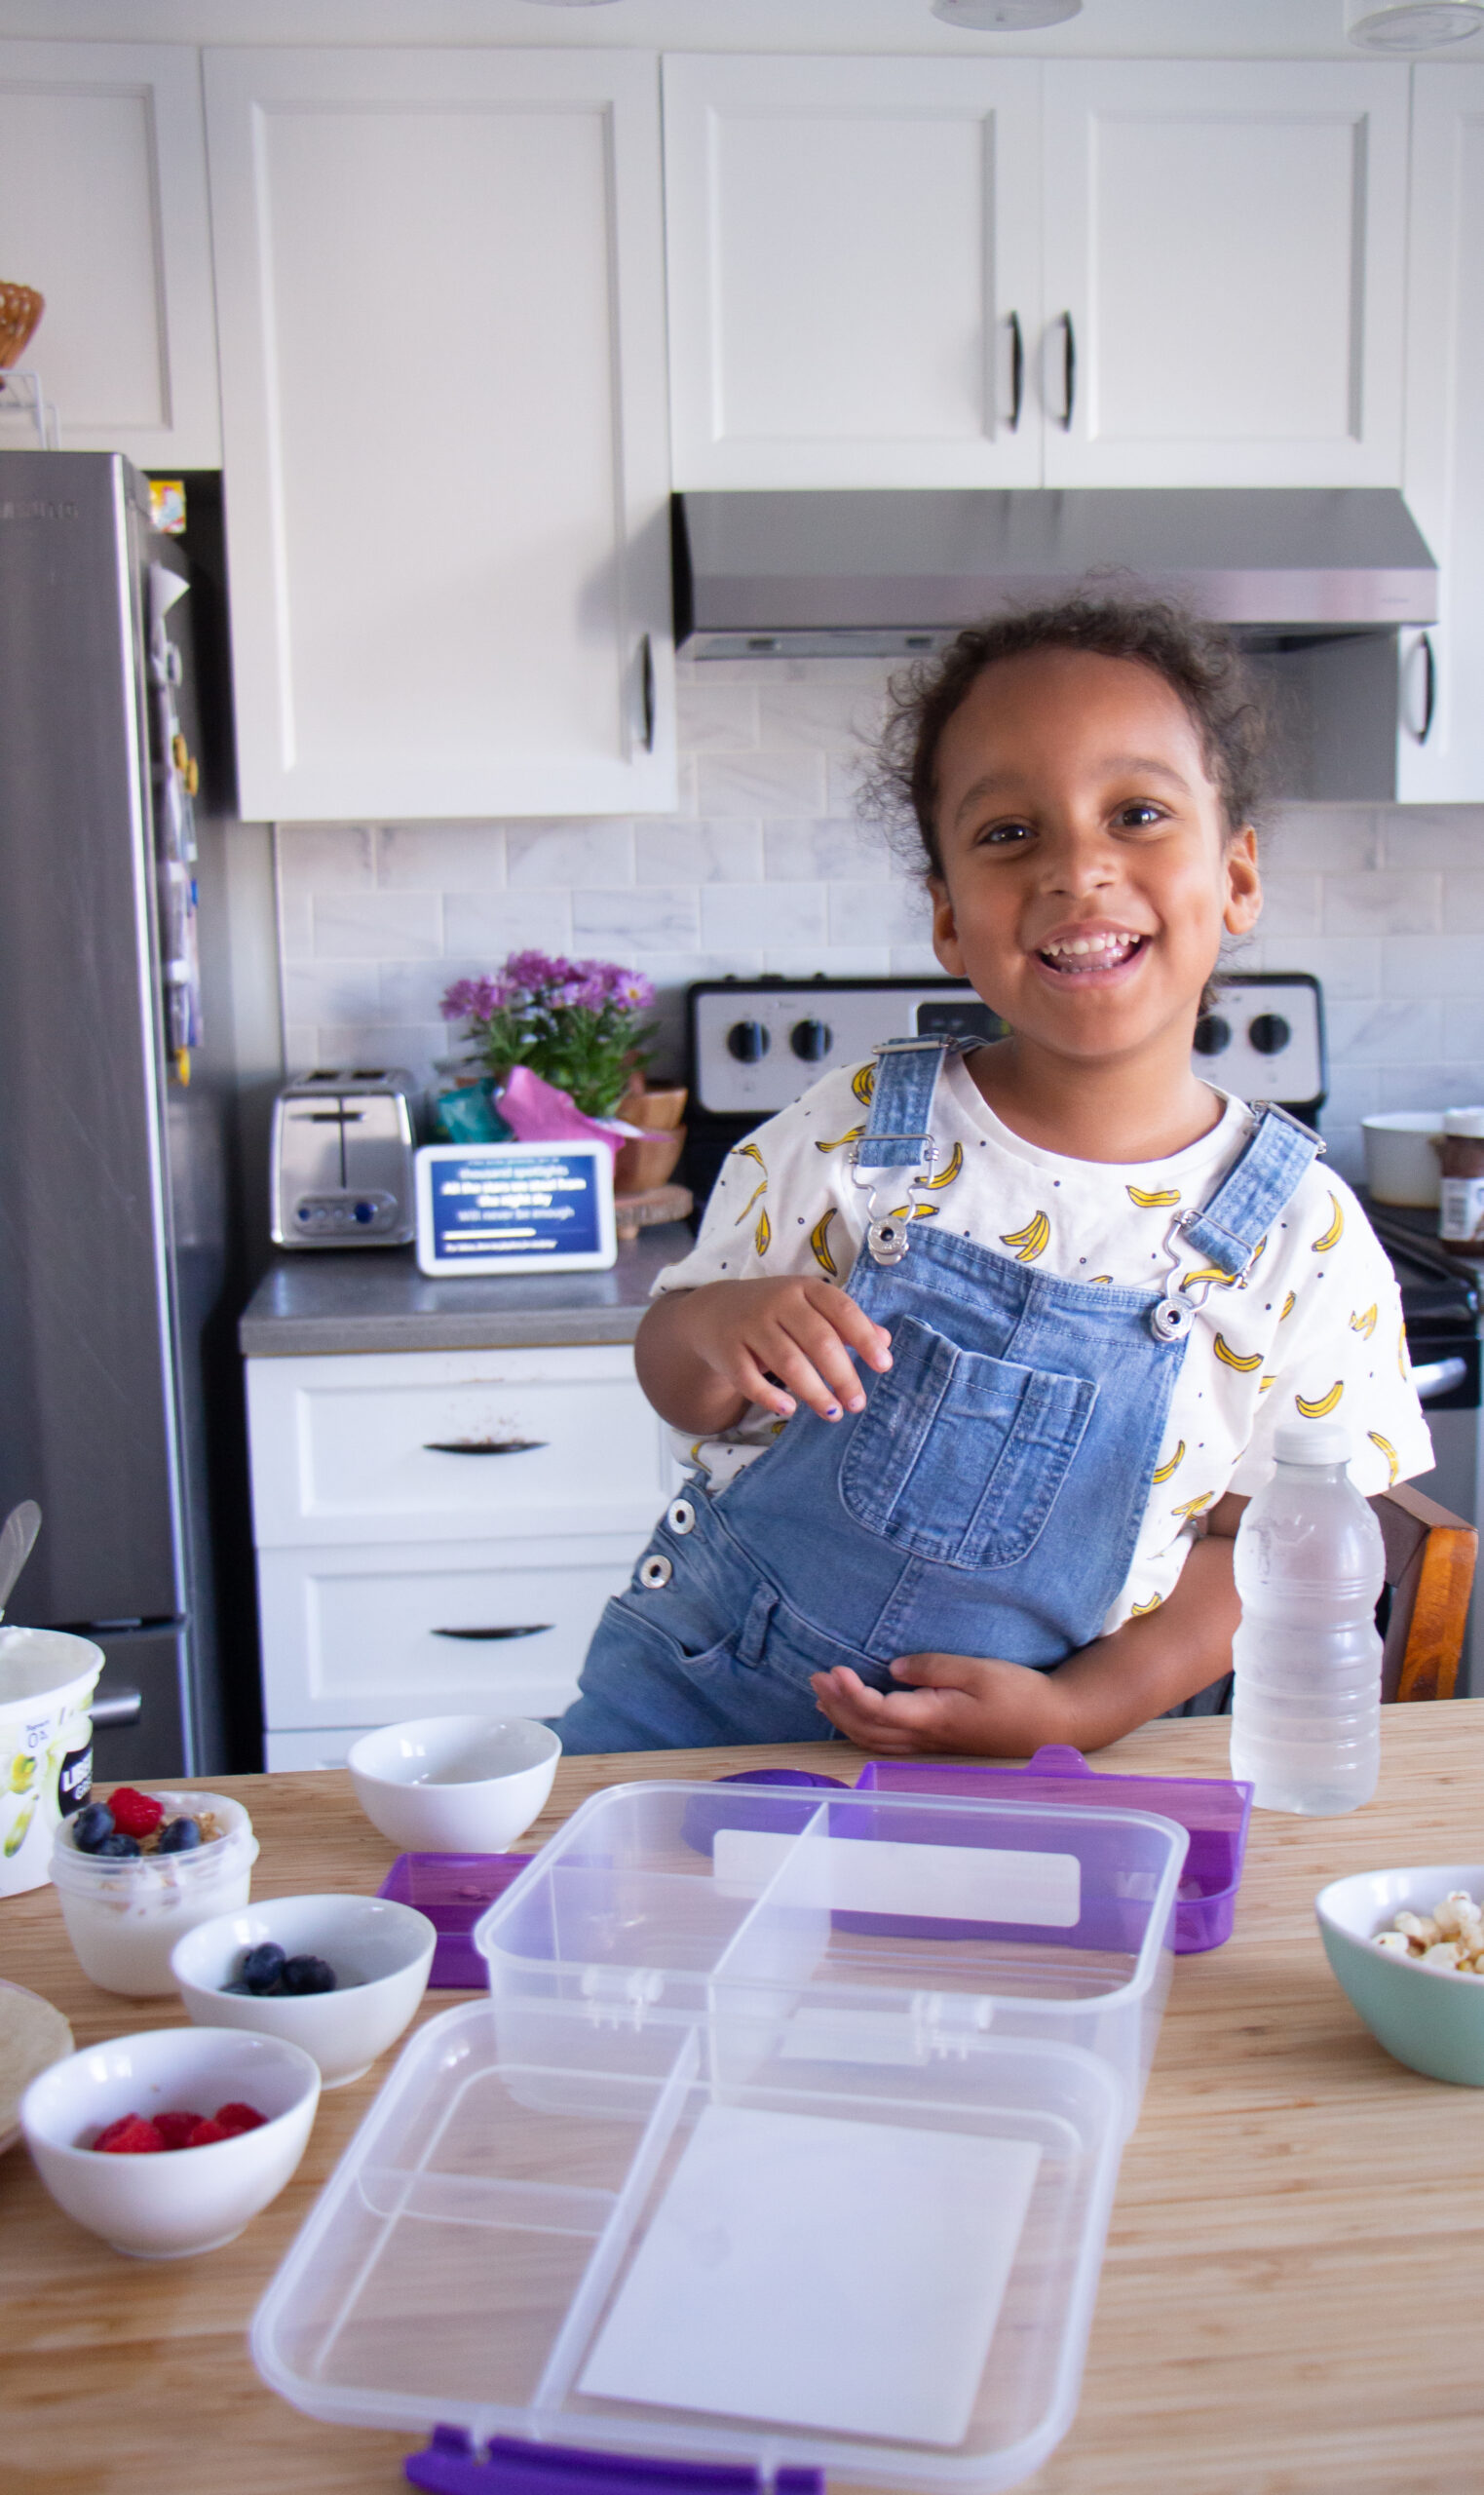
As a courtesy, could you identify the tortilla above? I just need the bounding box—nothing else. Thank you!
[0,1979,73,2152]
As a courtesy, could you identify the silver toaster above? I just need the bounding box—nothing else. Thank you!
[270,1068,418,1248]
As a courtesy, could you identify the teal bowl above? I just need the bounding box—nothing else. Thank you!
[1316,1864,1484,2087]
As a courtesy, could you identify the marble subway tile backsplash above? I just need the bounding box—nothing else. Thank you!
[275,658,1484,1185]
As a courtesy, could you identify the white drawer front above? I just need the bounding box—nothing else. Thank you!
[256,1536,638,1730]
[248,1348,676,1546]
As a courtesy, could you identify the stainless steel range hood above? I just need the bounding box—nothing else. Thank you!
[671,486,1439,803]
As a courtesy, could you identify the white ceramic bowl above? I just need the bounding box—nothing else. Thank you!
[19,2025,319,2257]
[347,1714,560,1854]
[171,1894,436,2087]
[1361,1111,1444,1209]
[1316,1864,1484,2087]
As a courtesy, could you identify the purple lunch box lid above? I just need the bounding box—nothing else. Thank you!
[406,2425,823,2495]
[855,1746,1254,1955]
[378,1852,533,1988]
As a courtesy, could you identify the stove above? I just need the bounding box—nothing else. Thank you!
[684,970,1326,1208]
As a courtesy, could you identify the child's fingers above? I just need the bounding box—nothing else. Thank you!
[810,1285,894,1371]
[810,1667,958,1752]
[762,1308,878,1418]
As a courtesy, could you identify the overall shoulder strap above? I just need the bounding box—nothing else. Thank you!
[854,1037,952,1172]
[1180,1102,1324,1283]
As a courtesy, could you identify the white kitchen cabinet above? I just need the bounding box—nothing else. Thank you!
[1042,61,1409,489]
[247,1345,676,1751]
[204,47,675,823]
[0,41,220,469]
[664,55,1042,491]
[665,55,1409,494]
[1395,65,1484,804]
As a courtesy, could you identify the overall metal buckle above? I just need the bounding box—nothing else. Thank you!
[850,1136,937,1266]
[1149,1209,1263,1343]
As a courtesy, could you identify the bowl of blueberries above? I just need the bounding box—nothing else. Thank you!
[170,1893,437,2086]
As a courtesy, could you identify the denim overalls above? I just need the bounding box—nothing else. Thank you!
[552,1041,1320,1753]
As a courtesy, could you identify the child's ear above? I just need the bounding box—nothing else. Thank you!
[929,876,966,976]
[1222,825,1262,935]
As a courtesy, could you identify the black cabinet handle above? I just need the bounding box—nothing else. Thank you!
[432,1624,553,1641]
[1060,311,1077,431]
[1008,310,1024,431]
[1418,633,1436,745]
[422,1439,547,1456]
[639,633,656,752]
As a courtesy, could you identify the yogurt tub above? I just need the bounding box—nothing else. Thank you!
[51,1791,258,1996]
[0,1627,102,1899]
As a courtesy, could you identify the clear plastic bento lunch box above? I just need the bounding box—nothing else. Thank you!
[253,1781,1188,2492]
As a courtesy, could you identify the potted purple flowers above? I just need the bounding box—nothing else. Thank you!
[439,950,659,1123]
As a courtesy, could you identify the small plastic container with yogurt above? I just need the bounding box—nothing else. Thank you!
[51,1791,258,1996]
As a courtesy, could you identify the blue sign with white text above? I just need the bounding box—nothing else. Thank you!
[429,1151,602,1261]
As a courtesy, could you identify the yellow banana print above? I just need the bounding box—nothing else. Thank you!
[1311,1192,1344,1253]
[1171,1491,1214,1520]
[1296,1381,1345,1419]
[1213,1333,1263,1373]
[734,1177,767,1225]
[888,1203,941,1222]
[1089,1274,1113,1285]
[809,1208,838,1278]
[1280,1291,1296,1322]
[851,1063,875,1107]
[1126,1184,1182,1209]
[1259,1375,1276,1394]
[1368,1430,1400,1486]
[1182,1264,1234,1292]
[922,1141,964,1193]
[1350,1304,1378,1339]
[734,1141,765,1173]
[1130,1593,1163,1616]
[1001,1209,1050,1263]
[1398,1322,1411,1379]
[1151,1440,1186,1485]
[815,1124,865,1154]
[754,1208,772,1257]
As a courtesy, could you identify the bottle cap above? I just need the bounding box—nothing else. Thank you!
[1274,1419,1351,1466]
[1443,1105,1484,1138]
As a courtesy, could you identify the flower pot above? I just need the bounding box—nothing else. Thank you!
[614,1127,686,1193]
[617,1082,687,1135]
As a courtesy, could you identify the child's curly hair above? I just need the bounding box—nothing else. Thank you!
[863,592,1272,878]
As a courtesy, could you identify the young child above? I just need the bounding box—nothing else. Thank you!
[552,596,1432,1757]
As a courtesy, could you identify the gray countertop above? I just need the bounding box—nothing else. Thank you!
[238,1226,692,1356]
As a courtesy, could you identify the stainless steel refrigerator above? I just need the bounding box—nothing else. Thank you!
[0,449,255,1777]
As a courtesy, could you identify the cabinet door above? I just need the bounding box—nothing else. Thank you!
[204,48,674,822]
[1042,61,1409,489]
[1397,66,1484,803]
[664,55,1042,490]
[0,41,220,469]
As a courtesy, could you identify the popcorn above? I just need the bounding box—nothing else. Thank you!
[1374,1891,1484,1977]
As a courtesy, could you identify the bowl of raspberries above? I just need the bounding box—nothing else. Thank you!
[51,1787,258,1998]
[19,2023,319,2257]
[171,1894,437,2086]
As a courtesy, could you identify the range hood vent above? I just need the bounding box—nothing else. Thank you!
[671,487,1438,801]
[672,487,1437,659]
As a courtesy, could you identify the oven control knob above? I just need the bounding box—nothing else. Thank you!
[790,1017,832,1063]
[726,1018,771,1063]
[1249,1013,1291,1056]
[1193,1014,1231,1056]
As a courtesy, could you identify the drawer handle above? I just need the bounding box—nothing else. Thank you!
[423,1439,548,1456]
[432,1624,553,1641]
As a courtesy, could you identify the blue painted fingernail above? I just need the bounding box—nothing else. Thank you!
[824,1402,841,1419]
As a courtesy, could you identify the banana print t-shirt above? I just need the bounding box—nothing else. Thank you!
[651,1053,1434,1633]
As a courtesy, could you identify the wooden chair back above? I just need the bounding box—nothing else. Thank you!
[1377,1482,1477,1704]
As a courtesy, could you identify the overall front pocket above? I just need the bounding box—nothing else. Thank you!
[838,1314,1097,1569]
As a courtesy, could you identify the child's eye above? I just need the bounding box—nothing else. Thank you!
[979,820,1034,848]
[1116,802,1166,829]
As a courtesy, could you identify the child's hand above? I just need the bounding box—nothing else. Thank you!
[811,1654,1069,1755]
[682,1278,893,1424]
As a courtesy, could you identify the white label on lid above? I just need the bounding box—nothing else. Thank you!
[578,2102,1042,2445]
[711,1827,1081,1926]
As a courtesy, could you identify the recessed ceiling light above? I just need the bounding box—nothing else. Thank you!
[1347,0,1484,46]
[932,0,1082,26]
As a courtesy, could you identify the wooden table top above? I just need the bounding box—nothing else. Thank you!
[3,1709,1483,2495]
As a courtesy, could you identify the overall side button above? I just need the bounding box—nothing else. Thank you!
[638,1554,673,1590]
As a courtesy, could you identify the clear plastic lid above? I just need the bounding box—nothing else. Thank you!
[255,1780,1189,2491]
[1274,1419,1351,1466]
[1443,1105,1484,1138]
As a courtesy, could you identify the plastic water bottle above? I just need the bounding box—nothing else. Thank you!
[1229,1421,1385,1815]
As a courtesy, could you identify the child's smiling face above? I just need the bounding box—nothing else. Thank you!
[928,645,1262,1074]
